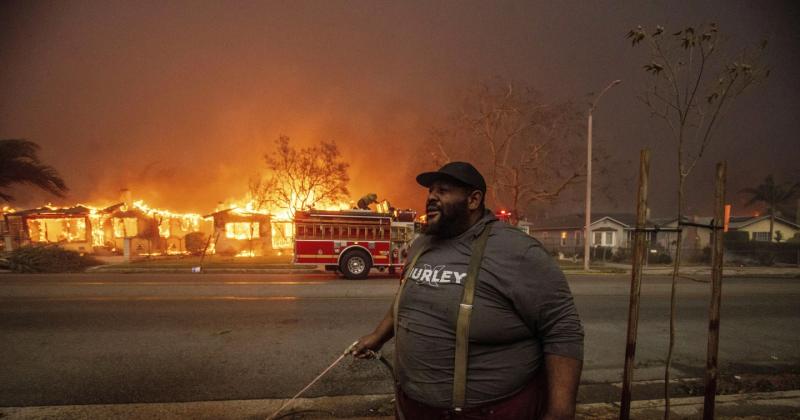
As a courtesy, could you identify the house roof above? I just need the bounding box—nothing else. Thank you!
[9,205,94,217]
[529,213,654,231]
[728,215,800,230]
[651,216,714,228]
[204,208,271,220]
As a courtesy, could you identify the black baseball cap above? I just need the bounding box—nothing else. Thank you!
[416,161,487,193]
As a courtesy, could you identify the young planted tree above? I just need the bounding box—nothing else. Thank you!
[741,174,800,241]
[429,79,585,222]
[256,136,350,218]
[627,23,768,417]
[0,139,68,202]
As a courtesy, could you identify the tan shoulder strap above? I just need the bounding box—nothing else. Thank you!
[452,223,493,410]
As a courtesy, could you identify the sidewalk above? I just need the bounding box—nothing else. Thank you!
[565,262,800,277]
[2,390,798,419]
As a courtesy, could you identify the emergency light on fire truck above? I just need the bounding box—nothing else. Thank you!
[496,210,511,223]
[293,207,417,279]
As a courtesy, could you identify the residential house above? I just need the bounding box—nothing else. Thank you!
[2,205,101,253]
[528,213,661,256]
[728,215,800,242]
[205,208,273,256]
[651,216,713,258]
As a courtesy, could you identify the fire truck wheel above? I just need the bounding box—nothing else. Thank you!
[340,249,372,280]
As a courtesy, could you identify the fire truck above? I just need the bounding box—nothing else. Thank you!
[293,209,417,279]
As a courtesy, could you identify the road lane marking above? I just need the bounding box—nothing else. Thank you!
[0,281,328,286]
[0,295,392,302]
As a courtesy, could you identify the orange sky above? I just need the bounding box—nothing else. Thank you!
[1,1,798,218]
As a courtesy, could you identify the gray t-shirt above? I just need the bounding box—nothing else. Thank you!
[395,211,583,408]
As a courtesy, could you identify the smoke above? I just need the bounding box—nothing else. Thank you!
[1,1,798,217]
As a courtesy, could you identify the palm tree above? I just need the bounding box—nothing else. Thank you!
[0,139,68,202]
[740,175,800,242]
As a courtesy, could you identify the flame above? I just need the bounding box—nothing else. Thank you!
[7,185,354,257]
[217,188,351,252]
[132,200,203,238]
[225,222,260,240]
[235,249,256,258]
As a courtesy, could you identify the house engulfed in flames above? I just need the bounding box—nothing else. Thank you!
[205,207,272,257]
[2,204,102,254]
[1,195,298,257]
[1,197,213,257]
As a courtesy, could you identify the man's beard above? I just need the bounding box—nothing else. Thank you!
[423,198,471,238]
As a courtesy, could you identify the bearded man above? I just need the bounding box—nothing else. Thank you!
[353,161,584,419]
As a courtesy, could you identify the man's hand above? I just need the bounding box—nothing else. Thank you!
[351,332,385,359]
[351,305,396,359]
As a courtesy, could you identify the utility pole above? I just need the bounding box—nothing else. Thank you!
[584,79,621,271]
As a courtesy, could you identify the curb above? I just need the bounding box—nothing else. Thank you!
[87,268,325,274]
[2,390,798,419]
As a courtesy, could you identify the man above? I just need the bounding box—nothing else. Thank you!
[357,193,379,210]
[353,161,583,419]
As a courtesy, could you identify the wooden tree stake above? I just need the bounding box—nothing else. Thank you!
[620,149,650,420]
[704,161,727,419]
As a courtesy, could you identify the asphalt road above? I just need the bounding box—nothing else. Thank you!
[1,272,798,407]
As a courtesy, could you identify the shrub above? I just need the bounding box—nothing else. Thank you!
[593,246,614,261]
[7,244,103,273]
[611,248,631,263]
[724,240,800,266]
[648,252,673,264]
[723,231,750,251]
[185,232,207,255]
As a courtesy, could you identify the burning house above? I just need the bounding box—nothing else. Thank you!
[1,196,212,257]
[205,208,273,257]
[2,204,104,253]
[105,201,212,256]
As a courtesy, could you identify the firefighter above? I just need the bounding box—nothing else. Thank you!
[356,193,378,210]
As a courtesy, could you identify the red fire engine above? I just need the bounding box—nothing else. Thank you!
[293,209,417,279]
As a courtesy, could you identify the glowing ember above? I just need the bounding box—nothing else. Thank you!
[225,222,260,240]
[27,217,87,243]
[235,249,257,258]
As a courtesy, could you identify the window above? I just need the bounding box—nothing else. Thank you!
[225,222,259,239]
[27,217,87,242]
[752,231,770,242]
[593,231,615,246]
[560,231,567,246]
[114,217,139,238]
[575,230,582,245]
[604,232,615,246]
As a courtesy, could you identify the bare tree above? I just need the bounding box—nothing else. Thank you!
[430,79,585,222]
[627,23,768,418]
[258,136,350,218]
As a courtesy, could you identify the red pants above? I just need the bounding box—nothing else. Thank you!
[395,371,548,419]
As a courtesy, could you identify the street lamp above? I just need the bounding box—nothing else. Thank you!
[584,79,621,271]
